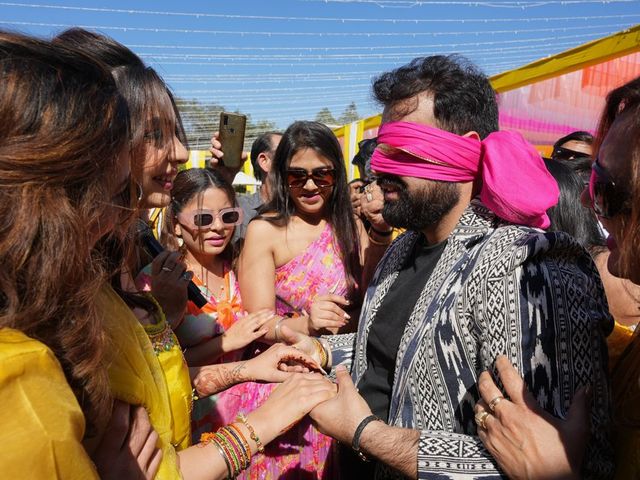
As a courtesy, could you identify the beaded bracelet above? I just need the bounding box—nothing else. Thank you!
[237,413,265,454]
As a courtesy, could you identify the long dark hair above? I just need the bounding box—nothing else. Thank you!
[544,158,604,250]
[0,31,129,433]
[260,121,361,297]
[162,168,238,262]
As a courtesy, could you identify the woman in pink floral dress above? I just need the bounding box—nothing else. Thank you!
[238,121,390,479]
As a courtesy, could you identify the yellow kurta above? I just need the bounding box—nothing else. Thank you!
[608,321,640,479]
[98,284,191,479]
[144,316,193,451]
[0,328,99,479]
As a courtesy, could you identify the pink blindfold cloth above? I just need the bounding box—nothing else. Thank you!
[370,121,559,229]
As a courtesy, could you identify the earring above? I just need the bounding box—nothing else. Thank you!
[176,235,184,248]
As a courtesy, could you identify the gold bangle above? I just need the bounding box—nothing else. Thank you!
[313,338,328,369]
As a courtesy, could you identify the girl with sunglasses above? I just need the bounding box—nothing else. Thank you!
[472,76,640,479]
[137,168,277,442]
[236,121,390,479]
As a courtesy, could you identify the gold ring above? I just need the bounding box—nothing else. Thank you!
[475,410,490,430]
[488,396,504,412]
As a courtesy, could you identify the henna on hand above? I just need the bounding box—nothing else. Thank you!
[193,361,252,397]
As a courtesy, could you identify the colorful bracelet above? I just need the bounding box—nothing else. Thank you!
[216,431,241,475]
[228,423,252,458]
[201,426,252,479]
[237,413,265,454]
[211,438,232,479]
[223,425,250,470]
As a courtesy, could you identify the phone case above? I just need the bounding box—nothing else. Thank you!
[218,112,247,168]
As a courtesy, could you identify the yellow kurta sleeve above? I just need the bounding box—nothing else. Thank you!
[0,328,98,479]
[98,284,184,479]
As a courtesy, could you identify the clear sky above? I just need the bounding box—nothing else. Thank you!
[1,0,638,135]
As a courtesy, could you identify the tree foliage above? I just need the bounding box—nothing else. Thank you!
[175,97,277,151]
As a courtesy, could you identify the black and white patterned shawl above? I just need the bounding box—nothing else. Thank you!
[327,199,614,479]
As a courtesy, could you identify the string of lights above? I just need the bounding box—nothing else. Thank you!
[0,19,632,37]
[0,2,637,23]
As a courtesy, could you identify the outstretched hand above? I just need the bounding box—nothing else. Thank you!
[222,309,274,353]
[247,342,323,383]
[247,373,338,445]
[278,324,324,368]
[474,355,590,480]
[309,294,350,334]
[310,365,373,444]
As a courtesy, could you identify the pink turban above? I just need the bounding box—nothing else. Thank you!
[370,121,559,229]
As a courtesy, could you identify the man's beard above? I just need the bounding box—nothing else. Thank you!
[379,175,460,231]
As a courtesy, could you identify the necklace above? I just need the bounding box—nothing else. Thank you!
[199,262,227,303]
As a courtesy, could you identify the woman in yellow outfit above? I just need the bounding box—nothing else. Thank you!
[1,30,337,480]
[0,31,155,478]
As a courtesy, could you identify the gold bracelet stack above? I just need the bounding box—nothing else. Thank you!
[200,423,252,479]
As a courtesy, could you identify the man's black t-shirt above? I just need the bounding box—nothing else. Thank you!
[358,234,447,422]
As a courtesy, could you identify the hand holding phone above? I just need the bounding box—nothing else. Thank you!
[217,112,247,169]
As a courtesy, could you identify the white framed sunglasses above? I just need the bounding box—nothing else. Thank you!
[177,207,244,230]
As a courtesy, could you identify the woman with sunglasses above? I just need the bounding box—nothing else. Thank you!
[472,76,640,479]
[236,121,390,479]
[135,168,277,441]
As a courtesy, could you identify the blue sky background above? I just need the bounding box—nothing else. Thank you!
[1,0,638,138]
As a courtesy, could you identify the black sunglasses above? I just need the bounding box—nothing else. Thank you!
[588,159,630,219]
[286,167,336,189]
[552,146,591,161]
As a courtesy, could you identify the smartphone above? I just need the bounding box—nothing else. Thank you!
[218,112,246,169]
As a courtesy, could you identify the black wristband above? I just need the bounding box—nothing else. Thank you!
[351,414,381,462]
[369,226,393,237]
